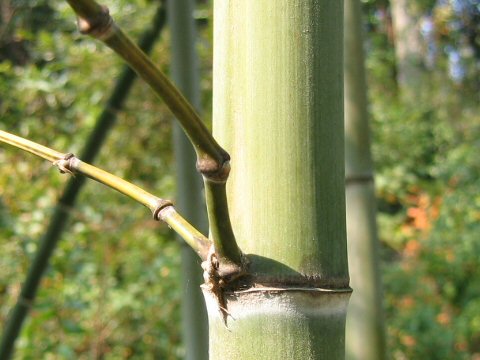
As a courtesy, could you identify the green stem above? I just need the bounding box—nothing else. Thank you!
[0,8,166,359]
[66,0,227,170]
[64,0,243,267]
[208,1,350,357]
[0,130,63,161]
[0,130,210,258]
[344,1,386,358]
[205,180,242,271]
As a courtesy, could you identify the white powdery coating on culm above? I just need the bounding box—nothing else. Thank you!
[203,287,350,325]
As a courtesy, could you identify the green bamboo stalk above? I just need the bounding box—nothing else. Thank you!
[344,1,386,359]
[65,0,242,269]
[167,0,209,358]
[207,1,350,358]
[0,12,167,355]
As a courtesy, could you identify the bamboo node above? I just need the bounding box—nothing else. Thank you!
[196,155,231,183]
[53,153,77,176]
[77,5,114,40]
[201,246,231,325]
[152,199,174,221]
[345,173,374,184]
[201,246,248,327]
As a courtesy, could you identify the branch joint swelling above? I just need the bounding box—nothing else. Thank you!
[197,155,231,183]
[201,247,231,325]
[153,199,174,221]
[77,5,114,39]
[53,153,77,176]
[201,246,249,326]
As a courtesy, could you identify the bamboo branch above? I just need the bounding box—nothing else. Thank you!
[0,130,210,259]
[64,0,243,269]
[66,0,228,173]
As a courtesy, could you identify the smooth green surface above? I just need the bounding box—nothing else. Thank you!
[0,130,63,162]
[205,290,350,360]
[66,0,104,21]
[344,0,373,178]
[210,1,348,358]
[344,1,386,359]
[213,0,348,284]
[204,179,241,267]
[345,184,385,360]
[167,0,209,358]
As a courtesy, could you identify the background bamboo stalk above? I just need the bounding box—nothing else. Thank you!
[390,0,425,99]
[0,6,166,358]
[167,0,209,357]
[344,1,386,359]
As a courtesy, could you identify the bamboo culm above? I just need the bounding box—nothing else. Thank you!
[208,2,350,358]
[167,0,209,358]
[344,1,386,358]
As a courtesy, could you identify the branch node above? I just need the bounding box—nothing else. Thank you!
[53,153,77,176]
[77,5,114,39]
[201,245,247,326]
[197,158,231,183]
[201,247,230,325]
[152,199,174,221]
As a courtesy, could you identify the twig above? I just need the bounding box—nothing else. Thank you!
[0,130,210,259]
[66,0,228,172]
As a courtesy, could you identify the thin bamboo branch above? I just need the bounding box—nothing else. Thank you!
[0,130,63,162]
[0,8,166,359]
[0,130,210,259]
[66,0,227,171]
[64,0,243,268]
[204,181,242,269]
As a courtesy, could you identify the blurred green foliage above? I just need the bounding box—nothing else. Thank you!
[0,0,213,358]
[0,0,479,358]
[364,0,480,358]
